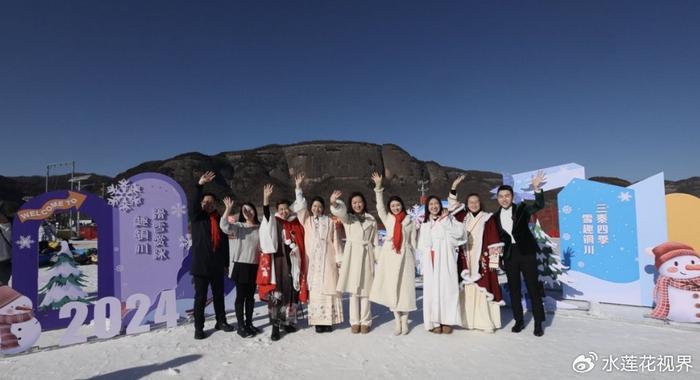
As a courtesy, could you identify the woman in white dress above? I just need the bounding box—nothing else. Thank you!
[291,174,344,333]
[418,195,468,334]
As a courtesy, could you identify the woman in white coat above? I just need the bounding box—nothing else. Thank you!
[330,189,378,334]
[418,195,468,334]
[368,172,417,335]
[291,174,344,333]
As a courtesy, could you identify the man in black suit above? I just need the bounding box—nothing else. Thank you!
[190,171,234,339]
[493,171,547,337]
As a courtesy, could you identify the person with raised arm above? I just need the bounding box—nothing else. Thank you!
[330,188,377,334]
[189,171,233,340]
[492,171,547,337]
[220,197,261,338]
[291,173,344,333]
[257,184,307,341]
[417,195,467,334]
[448,174,504,333]
[368,172,417,335]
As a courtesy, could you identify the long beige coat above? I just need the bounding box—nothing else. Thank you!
[369,188,417,312]
[331,200,378,297]
[292,191,342,297]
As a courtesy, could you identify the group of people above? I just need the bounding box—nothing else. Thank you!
[188,170,548,341]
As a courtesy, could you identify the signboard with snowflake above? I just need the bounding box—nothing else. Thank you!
[558,174,667,306]
[10,172,235,340]
[11,189,116,330]
[491,162,585,203]
[111,173,192,309]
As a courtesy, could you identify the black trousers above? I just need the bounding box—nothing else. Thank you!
[235,283,256,325]
[0,260,11,285]
[193,274,226,330]
[504,244,545,323]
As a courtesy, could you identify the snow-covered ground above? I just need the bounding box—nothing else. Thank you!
[2,288,698,380]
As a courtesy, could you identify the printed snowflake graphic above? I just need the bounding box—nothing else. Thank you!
[617,191,632,202]
[115,265,124,272]
[170,203,187,218]
[562,233,571,241]
[107,179,144,212]
[179,236,192,250]
[562,205,573,215]
[16,235,36,250]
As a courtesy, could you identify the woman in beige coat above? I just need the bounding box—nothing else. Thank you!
[291,174,344,333]
[369,172,417,335]
[330,189,378,334]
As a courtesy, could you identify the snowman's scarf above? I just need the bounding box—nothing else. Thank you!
[0,309,33,349]
[650,276,700,319]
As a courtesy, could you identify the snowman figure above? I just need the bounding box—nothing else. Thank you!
[650,242,700,322]
[0,286,42,355]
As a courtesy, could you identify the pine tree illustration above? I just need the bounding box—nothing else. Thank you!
[39,241,90,310]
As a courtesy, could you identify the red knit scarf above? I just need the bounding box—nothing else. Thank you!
[650,276,700,319]
[392,211,406,254]
[209,212,221,252]
[0,308,33,350]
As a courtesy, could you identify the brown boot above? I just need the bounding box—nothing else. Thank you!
[431,326,442,334]
[441,325,453,334]
[360,325,370,334]
[350,325,360,334]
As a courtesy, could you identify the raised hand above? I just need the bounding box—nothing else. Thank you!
[263,184,274,204]
[223,196,234,210]
[371,172,383,188]
[295,172,305,189]
[531,170,546,191]
[198,171,216,185]
[451,174,466,190]
[330,190,342,205]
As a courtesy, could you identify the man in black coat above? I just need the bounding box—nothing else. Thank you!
[493,171,547,337]
[190,171,233,339]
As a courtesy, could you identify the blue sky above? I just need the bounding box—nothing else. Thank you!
[1,1,699,180]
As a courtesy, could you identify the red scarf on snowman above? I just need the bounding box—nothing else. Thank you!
[0,309,33,350]
[650,276,700,319]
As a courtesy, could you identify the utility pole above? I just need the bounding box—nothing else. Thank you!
[45,161,76,237]
[417,169,430,205]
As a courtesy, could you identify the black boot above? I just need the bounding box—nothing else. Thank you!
[246,322,262,335]
[215,321,235,332]
[315,326,323,333]
[237,326,251,338]
[324,325,333,333]
[534,321,544,337]
[511,320,524,333]
[194,329,206,340]
[283,324,298,333]
[271,325,281,341]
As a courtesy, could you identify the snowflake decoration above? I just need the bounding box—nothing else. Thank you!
[562,233,571,241]
[16,235,36,250]
[170,203,187,218]
[178,236,192,250]
[562,205,573,215]
[617,191,632,202]
[115,265,124,272]
[107,179,144,212]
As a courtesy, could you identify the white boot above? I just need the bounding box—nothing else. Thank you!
[400,313,409,335]
[393,312,402,336]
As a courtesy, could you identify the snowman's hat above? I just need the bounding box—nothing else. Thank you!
[0,286,22,310]
[651,242,699,269]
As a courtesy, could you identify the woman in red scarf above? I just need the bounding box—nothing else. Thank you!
[368,172,417,335]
